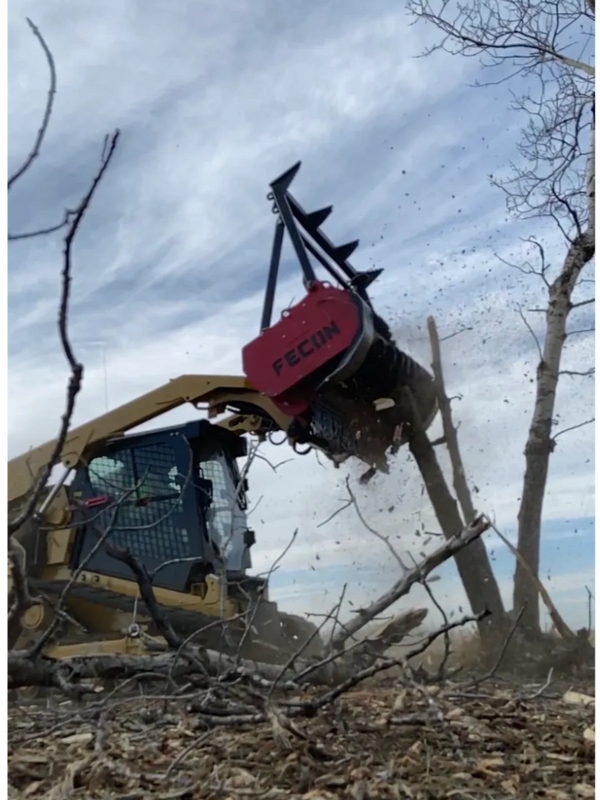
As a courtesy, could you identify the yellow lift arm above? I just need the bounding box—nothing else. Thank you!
[8,374,293,506]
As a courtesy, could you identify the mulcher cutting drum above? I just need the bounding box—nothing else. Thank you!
[242,162,438,471]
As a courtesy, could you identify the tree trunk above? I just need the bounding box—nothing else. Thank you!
[427,317,478,527]
[404,392,507,650]
[513,231,595,634]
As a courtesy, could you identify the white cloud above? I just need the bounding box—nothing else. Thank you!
[8,0,595,631]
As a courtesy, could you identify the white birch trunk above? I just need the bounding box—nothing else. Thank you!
[513,113,595,633]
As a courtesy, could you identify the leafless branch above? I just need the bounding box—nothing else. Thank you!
[565,325,595,336]
[559,368,595,378]
[570,296,595,309]
[316,499,352,528]
[517,304,544,362]
[439,325,473,342]
[26,485,134,657]
[8,130,121,538]
[419,576,452,680]
[267,598,342,699]
[407,0,595,238]
[330,514,491,649]
[233,529,299,665]
[8,19,56,190]
[254,453,293,472]
[553,416,595,439]
[106,547,186,652]
[343,476,409,572]
[8,208,76,241]
[306,611,490,712]
[466,604,527,688]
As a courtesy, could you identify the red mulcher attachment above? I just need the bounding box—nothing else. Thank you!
[242,162,438,472]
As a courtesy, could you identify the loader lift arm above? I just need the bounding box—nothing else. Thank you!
[8,374,292,508]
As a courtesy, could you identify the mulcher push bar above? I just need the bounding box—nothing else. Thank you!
[260,161,383,332]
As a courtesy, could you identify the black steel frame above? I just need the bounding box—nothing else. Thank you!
[259,161,383,332]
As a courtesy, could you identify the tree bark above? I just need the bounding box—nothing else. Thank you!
[513,230,595,633]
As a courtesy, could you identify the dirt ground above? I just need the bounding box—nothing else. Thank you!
[7,675,595,800]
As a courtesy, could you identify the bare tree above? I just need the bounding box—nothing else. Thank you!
[407,0,595,635]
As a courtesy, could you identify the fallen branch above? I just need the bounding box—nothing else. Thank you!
[330,514,491,649]
[8,524,465,694]
[7,613,485,699]
[491,524,575,641]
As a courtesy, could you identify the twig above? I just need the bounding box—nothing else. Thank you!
[559,368,595,378]
[316,499,352,528]
[566,326,595,336]
[8,19,56,189]
[268,602,338,699]
[163,731,213,780]
[26,489,132,657]
[344,476,409,572]
[439,325,473,342]
[553,417,595,440]
[571,297,595,309]
[327,583,347,649]
[233,529,298,664]
[524,668,554,699]
[467,605,526,688]
[419,574,452,680]
[8,130,120,537]
[306,612,490,711]
[254,453,293,472]
[517,304,544,362]
[106,546,186,651]
[8,208,76,241]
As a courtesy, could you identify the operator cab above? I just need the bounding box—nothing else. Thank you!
[69,419,255,593]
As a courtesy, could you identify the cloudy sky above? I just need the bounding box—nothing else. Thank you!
[8,0,595,633]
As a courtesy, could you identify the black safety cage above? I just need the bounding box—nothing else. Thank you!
[260,161,383,332]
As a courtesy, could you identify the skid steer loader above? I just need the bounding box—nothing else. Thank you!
[8,162,438,671]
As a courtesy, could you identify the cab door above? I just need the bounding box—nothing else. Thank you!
[70,430,206,592]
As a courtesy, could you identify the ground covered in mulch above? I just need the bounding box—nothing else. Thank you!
[8,677,595,800]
